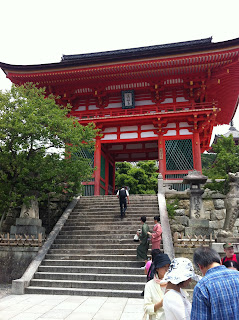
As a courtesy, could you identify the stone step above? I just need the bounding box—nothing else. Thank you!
[76,200,158,204]
[66,216,157,221]
[60,226,153,232]
[56,234,136,240]
[48,248,141,255]
[34,272,145,282]
[70,212,158,217]
[51,243,141,250]
[41,259,143,268]
[53,239,141,245]
[67,216,157,221]
[74,209,158,214]
[38,265,143,275]
[78,199,156,202]
[45,254,145,261]
[26,194,158,298]
[75,205,157,210]
[25,286,143,298]
[29,279,144,291]
[58,230,141,235]
[76,204,156,208]
[77,195,157,200]
[76,204,158,209]
[76,205,157,209]
[73,207,158,212]
[69,208,159,219]
[63,221,155,227]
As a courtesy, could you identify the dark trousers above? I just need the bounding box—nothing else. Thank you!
[120,199,127,217]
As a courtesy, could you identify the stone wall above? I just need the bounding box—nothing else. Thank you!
[0,196,71,284]
[0,247,39,283]
[166,190,239,239]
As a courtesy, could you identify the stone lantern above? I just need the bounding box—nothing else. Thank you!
[183,170,212,236]
[183,170,207,219]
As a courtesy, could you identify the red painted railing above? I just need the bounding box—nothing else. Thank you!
[71,101,218,121]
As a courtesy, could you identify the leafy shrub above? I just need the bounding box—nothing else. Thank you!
[166,198,179,219]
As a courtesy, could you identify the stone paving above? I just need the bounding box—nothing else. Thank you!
[0,285,11,300]
[0,293,144,320]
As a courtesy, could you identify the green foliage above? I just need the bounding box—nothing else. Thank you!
[201,153,216,170]
[204,135,239,179]
[0,84,97,215]
[166,198,179,219]
[203,180,229,195]
[115,160,158,194]
[202,135,239,194]
[115,162,132,175]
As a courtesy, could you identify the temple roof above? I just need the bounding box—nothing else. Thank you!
[223,126,239,138]
[211,125,239,148]
[0,36,239,134]
[61,38,213,64]
[1,36,239,72]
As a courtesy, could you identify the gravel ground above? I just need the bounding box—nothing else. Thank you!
[0,284,11,299]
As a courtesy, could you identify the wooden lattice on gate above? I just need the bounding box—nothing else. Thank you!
[174,232,215,248]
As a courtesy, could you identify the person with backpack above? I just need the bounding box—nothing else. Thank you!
[224,260,239,271]
[221,242,239,266]
[117,186,129,219]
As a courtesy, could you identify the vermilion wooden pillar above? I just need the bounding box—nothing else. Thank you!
[105,156,109,195]
[158,134,165,179]
[113,161,116,193]
[94,137,101,195]
[193,132,202,172]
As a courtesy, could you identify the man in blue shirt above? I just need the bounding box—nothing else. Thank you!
[191,246,239,320]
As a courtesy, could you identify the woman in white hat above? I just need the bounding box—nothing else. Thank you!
[162,257,197,320]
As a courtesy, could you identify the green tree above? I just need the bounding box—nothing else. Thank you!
[0,84,97,219]
[201,153,216,170]
[204,135,239,178]
[137,161,158,193]
[115,160,158,194]
[203,135,239,194]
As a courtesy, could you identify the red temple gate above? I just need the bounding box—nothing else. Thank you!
[1,37,239,195]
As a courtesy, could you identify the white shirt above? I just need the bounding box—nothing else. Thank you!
[144,279,165,320]
[116,188,129,197]
[163,288,191,320]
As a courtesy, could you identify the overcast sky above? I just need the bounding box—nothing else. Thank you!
[1,0,239,144]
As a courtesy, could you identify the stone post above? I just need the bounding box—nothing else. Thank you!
[217,172,239,242]
[158,174,175,260]
[10,198,45,239]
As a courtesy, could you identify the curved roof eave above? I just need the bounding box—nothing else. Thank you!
[1,36,239,73]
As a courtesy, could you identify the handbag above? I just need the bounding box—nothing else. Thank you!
[133,233,139,241]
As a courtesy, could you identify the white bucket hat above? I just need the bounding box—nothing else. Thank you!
[163,257,198,284]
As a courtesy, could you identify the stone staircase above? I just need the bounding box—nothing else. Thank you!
[25,194,160,298]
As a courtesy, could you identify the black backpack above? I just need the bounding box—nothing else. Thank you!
[222,254,239,264]
[119,189,127,199]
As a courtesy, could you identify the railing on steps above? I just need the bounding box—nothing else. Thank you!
[0,233,44,247]
[174,232,215,248]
